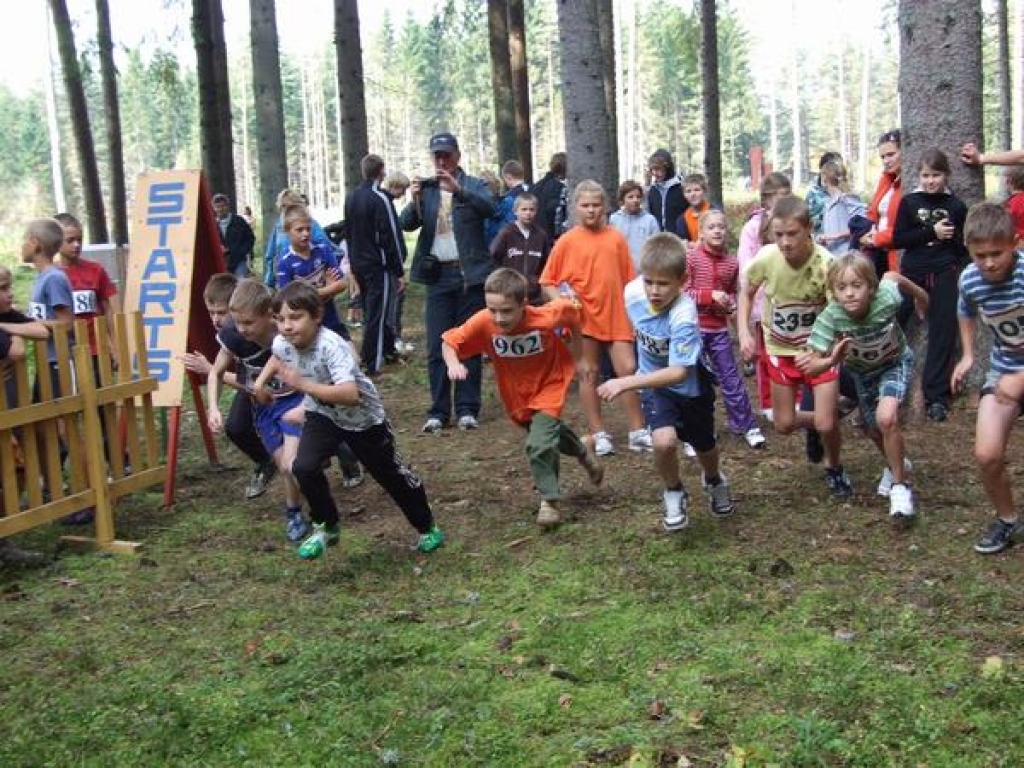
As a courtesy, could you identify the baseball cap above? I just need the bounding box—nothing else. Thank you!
[429,132,460,154]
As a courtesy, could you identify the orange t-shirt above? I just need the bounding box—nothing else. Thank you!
[442,299,579,424]
[539,225,635,341]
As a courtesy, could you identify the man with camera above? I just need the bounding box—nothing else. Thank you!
[400,132,495,433]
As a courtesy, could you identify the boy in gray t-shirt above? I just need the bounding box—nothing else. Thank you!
[255,282,443,560]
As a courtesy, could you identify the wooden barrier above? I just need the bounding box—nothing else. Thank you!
[0,313,165,552]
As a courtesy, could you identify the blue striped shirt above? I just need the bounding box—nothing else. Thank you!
[624,276,702,397]
[958,257,1024,373]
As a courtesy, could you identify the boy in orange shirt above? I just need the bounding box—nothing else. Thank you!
[442,268,603,527]
[539,179,651,457]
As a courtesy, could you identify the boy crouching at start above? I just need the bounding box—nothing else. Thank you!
[598,233,736,530]
[442,268,603,528]
[255,281,443,559]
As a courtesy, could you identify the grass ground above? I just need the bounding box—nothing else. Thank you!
[2,283,1024,768]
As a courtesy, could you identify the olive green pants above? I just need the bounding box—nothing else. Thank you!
[524,412,587,501]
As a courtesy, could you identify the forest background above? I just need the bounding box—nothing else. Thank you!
[0,0,1018,255]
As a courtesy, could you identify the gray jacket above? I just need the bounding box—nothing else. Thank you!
[399,169,495,287]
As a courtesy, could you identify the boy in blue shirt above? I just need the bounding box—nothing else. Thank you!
[598,232,735,530]
[952,203,1024,554]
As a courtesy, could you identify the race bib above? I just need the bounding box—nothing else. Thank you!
[635,328,670,358]
[492,330,543,358]
[981,304,1024,351]
[843,323,902,369]
[27,301,46,321]
[769,301,822,346]
[72,289,98,315]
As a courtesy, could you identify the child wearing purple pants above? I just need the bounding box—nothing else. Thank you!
[685,210,766,449]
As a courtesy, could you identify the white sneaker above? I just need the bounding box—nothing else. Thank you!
[457,414,479,431]
[761,408,774,422]
[662,488,689,531]
[628,427,653,453]
[593,431,615,457]
[876,458,913,497]
[422,417,444,434]
[744,427,766,449]
[682,442,697,458]
[702,473,736,518]
[889,483,915,518]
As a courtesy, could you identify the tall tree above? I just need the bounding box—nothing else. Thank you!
[334,1,368,198]
[996,0,1012,151]
[95,0,128,245]
[699,0,723,206]
[192,0,235,204]
[48,0,108,242]
[898,0,984,203]
[488,0,517,163]
[556,0,617,196]
[250,0,287,250]
[507,0,532,179]
[595,0,619,184]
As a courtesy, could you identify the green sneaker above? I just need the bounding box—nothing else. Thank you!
[298,523,340,560]
[416,524,444,553]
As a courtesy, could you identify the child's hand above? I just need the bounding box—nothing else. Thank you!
[794,351,815,374]
[276,364,304,390]
[711,290,734,313]
[447,362,469,381]
[207,408,223,435]
[933,219,954,241]
[739,330,757,362]
[596,378,625,402]
[950,357,973,394]
[180,351,211,377]
[251,385,272,406]
[913,292,929,320]
[960,142,982,166]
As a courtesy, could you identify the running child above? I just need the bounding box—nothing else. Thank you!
[262,281,443,560]
[609,180,659,270]
[737,195,853,499]
[442,268,603,528]
[597,232,735,530]
[685,209,765,449]
[891,148,969,422]
[208,279,309,542]
[181,273,277,500]
[800,253,929,519]
[540,179,652,457]
[675,173,713,247]
[951,202,1024,554]
[737,172,792,417]
[490,192,551,304]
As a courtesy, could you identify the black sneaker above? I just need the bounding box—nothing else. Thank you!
[805,429,824,464]
[926,403,949,422]
[974,518,1019,554]
[824,466,853,501]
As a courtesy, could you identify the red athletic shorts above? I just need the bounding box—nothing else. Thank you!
[765,354,839,389]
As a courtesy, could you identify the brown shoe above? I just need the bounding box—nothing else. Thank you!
[536,500,561,527]
[579,449,604,486]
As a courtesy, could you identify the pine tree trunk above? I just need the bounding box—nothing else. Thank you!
[788,0,802,187]
[699,0,723,206]
[997,0,1012,151]
[95,0,128,245]
[250,0,288,255]
[43,7,66,213]
[857,40,870,192]
[898,0,984,202]
[595,0,619,186]
[192,0,235,203]
[48,0,108,242]
[507,0,532,180]
[334,0,369,199]
[488,0,517,164]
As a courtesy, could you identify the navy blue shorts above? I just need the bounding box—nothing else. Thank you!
[254,392,304,454]
[640,367,717,453]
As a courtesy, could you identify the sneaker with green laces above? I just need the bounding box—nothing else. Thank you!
[298,523,340,560]
[416,524,445,553]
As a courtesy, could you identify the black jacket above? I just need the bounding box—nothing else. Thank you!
[218,214,255,271]
[891,189,969,273]
[532,171,567,239]
[646,177,688,232]
[344,180,406,276]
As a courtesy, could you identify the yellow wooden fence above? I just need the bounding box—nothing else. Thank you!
[0,313,165,552]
